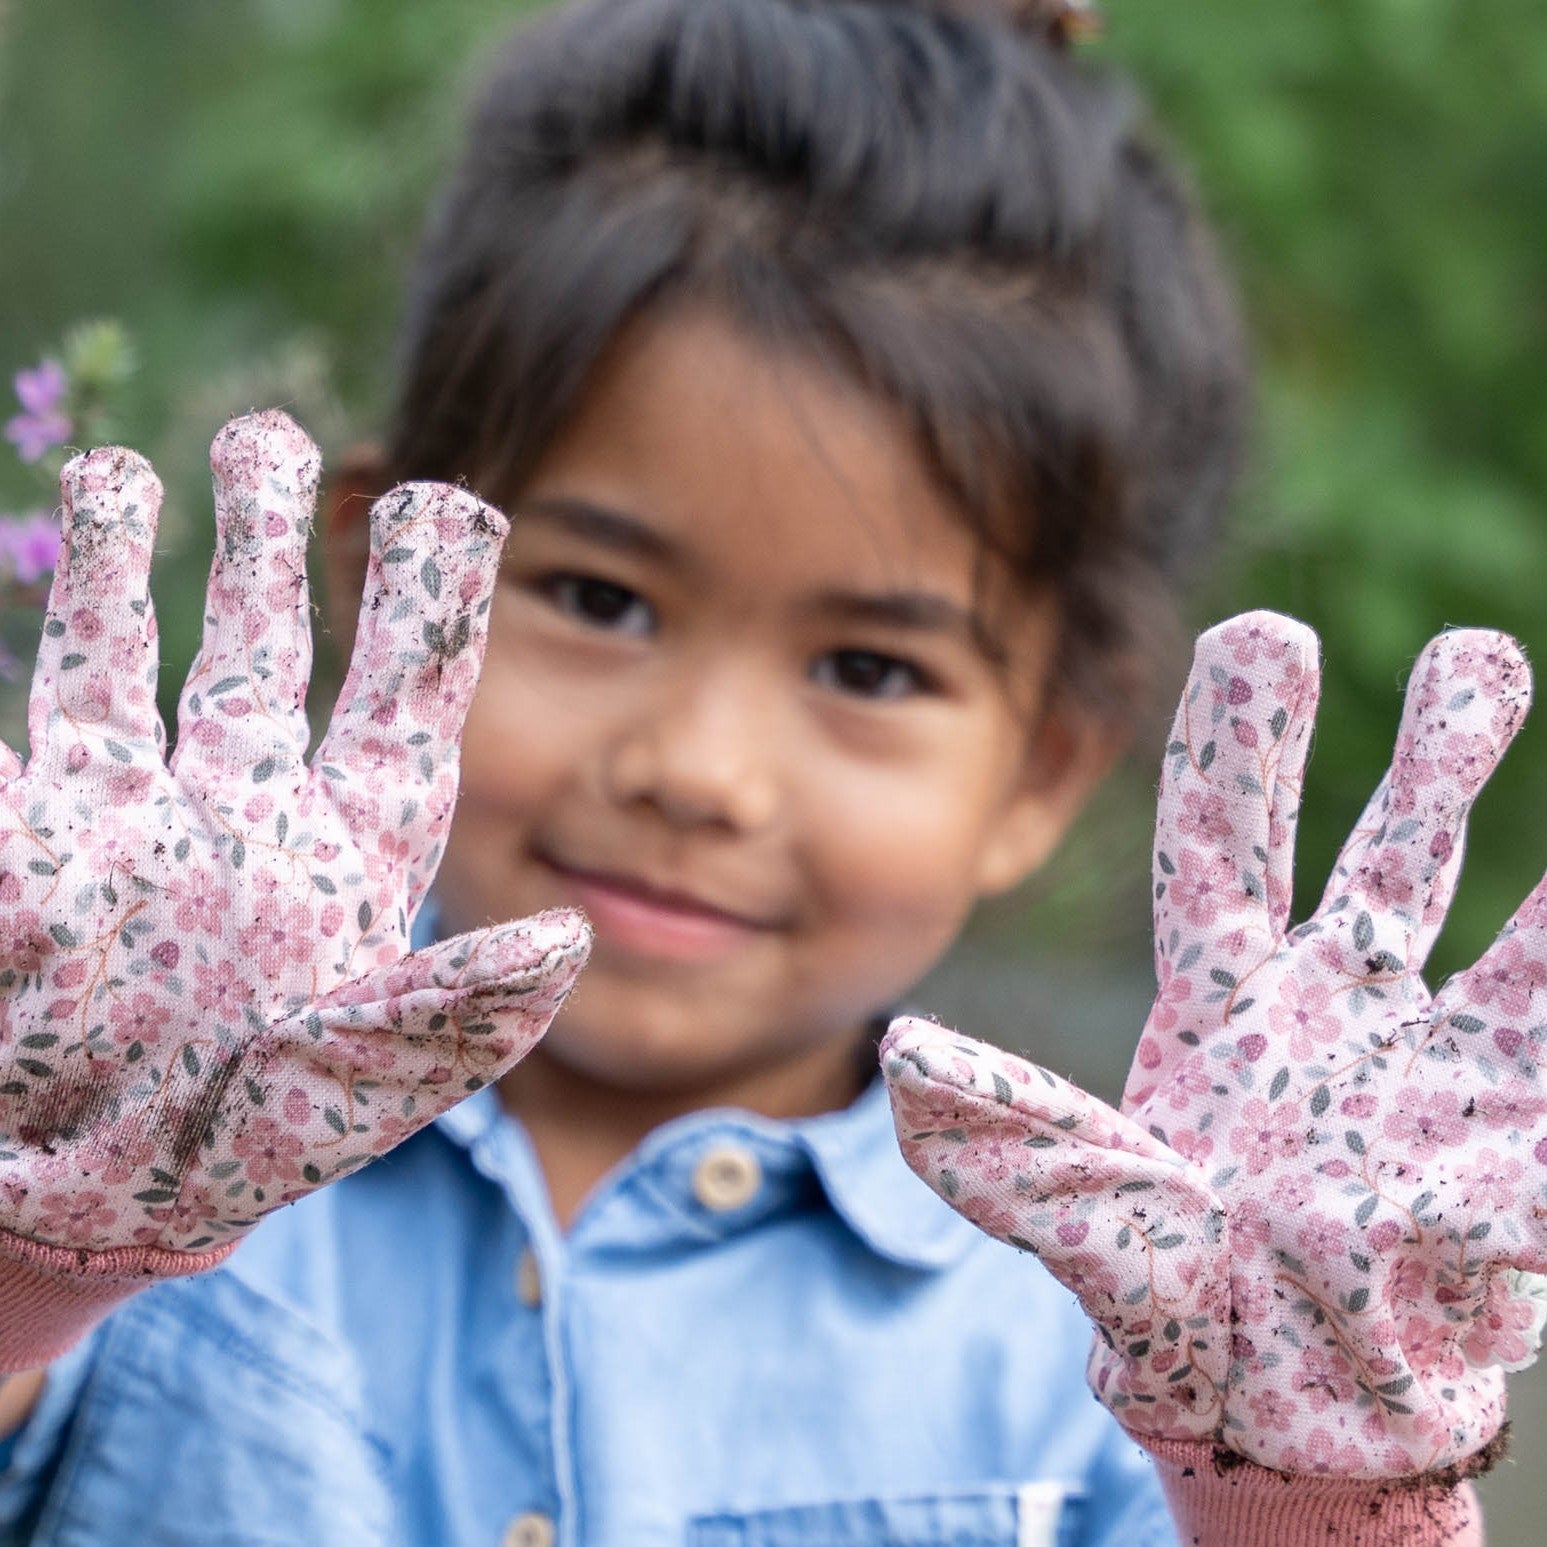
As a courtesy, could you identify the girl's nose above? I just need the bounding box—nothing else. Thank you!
[603,665,781,834]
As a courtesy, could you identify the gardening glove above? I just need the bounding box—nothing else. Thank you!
[0,411,589,1371]
[883,610,1544,1545]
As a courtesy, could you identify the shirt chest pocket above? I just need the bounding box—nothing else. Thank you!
[688,1483,1081,1547]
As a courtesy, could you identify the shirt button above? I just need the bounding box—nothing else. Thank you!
[502,1512,555,1547]
[515,1246,542,1309]
[691,1145,761,1212]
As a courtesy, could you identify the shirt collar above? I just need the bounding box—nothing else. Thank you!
[783,1073,980,1271]
[419,897,977,1272]
[435,1072,978,1273]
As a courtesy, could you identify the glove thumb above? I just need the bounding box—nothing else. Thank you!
[881,1015,1230,1420]
[246,909,590,1185]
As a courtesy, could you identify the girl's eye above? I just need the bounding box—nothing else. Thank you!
[541,573,654,636]
[813,649,930,701]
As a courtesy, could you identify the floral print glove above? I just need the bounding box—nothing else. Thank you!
[883,611,1545,1540]
[0,412,588,1370]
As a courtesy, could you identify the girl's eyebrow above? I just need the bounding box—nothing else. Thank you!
[810,589,978,642]
[511,496,680,562]
[811,591,1011,667]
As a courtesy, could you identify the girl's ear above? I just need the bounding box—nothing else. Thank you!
[972,697,1130,897]
[320,442,392,663]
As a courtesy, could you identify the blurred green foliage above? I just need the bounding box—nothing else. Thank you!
[1107,0,1547,990]
[0,0,1544,985]
[0,0,551,707]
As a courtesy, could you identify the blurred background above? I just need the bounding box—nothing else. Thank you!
[1,0,1544,1536]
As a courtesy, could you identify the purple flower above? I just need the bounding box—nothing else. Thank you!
[0,512,62,585]
[4,359,72,463]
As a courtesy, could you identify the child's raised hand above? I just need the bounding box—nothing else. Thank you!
[883,610,1545,1538]
[0,412,588,1371]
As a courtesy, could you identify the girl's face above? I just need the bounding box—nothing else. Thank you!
[419,308,1112,1112]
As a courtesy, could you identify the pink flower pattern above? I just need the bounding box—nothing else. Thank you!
[1165,849,1238,930]
[1267,976,1340,1060]
[1382,1087,1467,1160]
[1459,1272,1547,1372]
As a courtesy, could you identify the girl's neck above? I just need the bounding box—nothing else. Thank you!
[495,1038,873,1232]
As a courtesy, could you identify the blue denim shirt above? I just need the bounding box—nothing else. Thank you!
[0,915,1176,1547]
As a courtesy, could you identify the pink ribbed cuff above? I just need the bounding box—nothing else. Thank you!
[0,1224,238,1373]
[1144,1438,1485,1547]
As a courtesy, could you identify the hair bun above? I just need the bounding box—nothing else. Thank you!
[994,0,1103,45]
[872,0,1101,47]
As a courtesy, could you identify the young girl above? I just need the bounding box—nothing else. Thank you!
[0,0,1518,1542]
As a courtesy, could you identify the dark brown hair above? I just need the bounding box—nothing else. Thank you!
[386,0,1249,717]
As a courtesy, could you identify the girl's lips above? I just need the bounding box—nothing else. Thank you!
[538,859,772,962]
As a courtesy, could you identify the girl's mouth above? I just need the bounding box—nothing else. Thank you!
[535,856,774,963]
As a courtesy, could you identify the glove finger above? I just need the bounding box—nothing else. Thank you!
[881,1015,1229,1404]
[145,908,590,1251]
[29,448,167,771]
[1315,631,1529,976]
[1434,862,1547,1123]
[1154,612,1320,946]
[1132,612,1319,1107]
[311,483,508,917]
[172,412,321,788]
